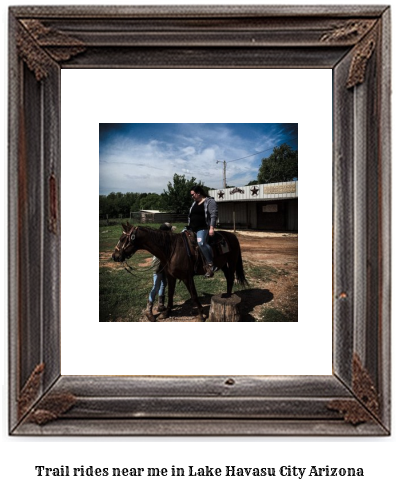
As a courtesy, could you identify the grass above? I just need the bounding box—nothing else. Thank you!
[99,223,229,322]
[244,263,280,282]
[99,223,297,322]
[259,307,293,322]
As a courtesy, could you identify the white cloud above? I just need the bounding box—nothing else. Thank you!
[99,123,292,193]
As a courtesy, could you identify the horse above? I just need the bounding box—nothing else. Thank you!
[112,223,248,321]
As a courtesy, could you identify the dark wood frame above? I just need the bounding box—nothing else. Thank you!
[8,5,391,436]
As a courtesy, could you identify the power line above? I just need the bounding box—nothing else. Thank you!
[215,137,297,188]
[223,136,298,164]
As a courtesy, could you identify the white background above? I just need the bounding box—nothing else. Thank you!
[1,1,397,491]
[61,68,332,376]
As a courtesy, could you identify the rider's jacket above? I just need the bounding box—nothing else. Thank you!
[188,197,218,229]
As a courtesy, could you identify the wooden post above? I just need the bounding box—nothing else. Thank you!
[209,294,241,322]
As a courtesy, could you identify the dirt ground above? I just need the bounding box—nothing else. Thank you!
[139,230,298,322]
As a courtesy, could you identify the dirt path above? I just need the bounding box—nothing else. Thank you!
[238,231,298,321]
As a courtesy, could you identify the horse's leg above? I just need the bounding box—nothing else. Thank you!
[221,264,234,297]
[183,277,205,322]
[158,275,176,320]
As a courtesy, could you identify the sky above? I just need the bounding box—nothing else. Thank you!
[99,123,298,195]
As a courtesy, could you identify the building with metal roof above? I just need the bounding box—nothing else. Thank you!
[208,181,298,231]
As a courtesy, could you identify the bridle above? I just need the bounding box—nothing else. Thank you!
[115,226,137,258]
[114,225,178,276]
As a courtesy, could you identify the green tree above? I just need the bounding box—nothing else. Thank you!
[161,174,204,214]
[99,192,142,217]
[125,192,140,212]
[106,192,121,216]
[130,193,143,212]
[139,193,162,210]
[257,143,298,184]
[99,195,108,216]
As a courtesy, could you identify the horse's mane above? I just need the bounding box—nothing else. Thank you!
[137,226,179,259]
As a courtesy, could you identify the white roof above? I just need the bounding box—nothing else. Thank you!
[208,181,298,202]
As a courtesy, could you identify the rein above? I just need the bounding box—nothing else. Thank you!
[123,258,162,276]
[119,226,177,277]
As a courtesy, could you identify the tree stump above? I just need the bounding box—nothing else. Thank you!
[209,294,241,322]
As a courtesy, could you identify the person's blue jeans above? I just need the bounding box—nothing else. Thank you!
[197,229,213,264]
[149,272,167,303]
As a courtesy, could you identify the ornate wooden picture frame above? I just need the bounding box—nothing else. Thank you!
[8,5,391,435]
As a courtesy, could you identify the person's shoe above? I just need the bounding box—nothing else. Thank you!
[145,301,156,322]
[204,263,214,278]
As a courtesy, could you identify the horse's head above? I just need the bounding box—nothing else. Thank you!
[112,222,139,262]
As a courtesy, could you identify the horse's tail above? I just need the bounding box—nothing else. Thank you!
[235,243,249,287]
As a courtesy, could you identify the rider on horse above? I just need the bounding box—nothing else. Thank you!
[188,185,218,278]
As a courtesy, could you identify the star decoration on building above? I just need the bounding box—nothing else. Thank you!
[217,190,225,199]
[250,186,259,196]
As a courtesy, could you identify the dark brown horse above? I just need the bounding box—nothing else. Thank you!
[112,223,248,321]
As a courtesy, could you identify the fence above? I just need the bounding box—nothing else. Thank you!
[130,212,188,224]
[99,213,188,227]
[99,215,130,227]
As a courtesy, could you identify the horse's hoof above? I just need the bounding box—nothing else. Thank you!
[196,315,205,322]
[158,311,170,320]
[221,293,232,299]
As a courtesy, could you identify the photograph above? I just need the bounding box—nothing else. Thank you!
[99,123,299,323]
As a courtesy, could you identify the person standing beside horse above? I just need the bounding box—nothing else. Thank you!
[188,185,218,278]
[145,222,175,321]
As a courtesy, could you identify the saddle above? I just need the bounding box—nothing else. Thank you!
[182,230,229,264]
[182,229,198,259]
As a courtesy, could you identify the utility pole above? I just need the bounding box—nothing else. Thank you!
[216,160,227,188]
